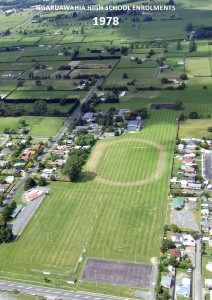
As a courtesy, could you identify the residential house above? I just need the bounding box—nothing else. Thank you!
[176,277,191,297]
[5,176,14,184]
[170,249,181,260]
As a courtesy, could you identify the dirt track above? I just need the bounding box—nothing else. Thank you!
[86,138,167,187]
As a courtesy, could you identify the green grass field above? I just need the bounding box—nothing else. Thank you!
[178,119,212,139]
[0,117,66,136]
[0,111,177,295]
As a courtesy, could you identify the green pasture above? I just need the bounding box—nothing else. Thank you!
[16,80,82,91]
[178,119,212,139]
[6,89,86,100]
[108,67,156,81]
[0,117,66,136]
[0,62,34,71]
[185,57,211,76]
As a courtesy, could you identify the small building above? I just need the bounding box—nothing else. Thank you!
[161,275,172,289]
[176,277,191,297]
[187,183,202,190]
[5,176,15,184]
[0,184,9,193]
[33,144,40,150]
[118,109,131,117]
[170,249,181,260]
[119,91,126,98]
[82,112,95,122]
[205,279,212,288]
[172,197,184,210]
[11,204,23,218]
[67,278,76,284]
[127,120,143,132]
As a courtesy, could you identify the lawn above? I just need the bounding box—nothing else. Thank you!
[0,110,177,295]
[94,140,160,183]
[179,119,212,139]
[0,117,66,136]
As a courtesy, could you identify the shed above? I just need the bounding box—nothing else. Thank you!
[67,278,76,284]
[161,275,172,289]
[11,204,23,218]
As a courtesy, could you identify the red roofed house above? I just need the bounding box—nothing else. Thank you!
[33,144,40,150]
[24,150,36,155]
[181,158,194,163]
[56,150,65,155]
[170,249,181,260]
[185,167,195,173]
[22,155,29,162]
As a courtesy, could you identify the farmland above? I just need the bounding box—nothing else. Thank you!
[0,111,177,294]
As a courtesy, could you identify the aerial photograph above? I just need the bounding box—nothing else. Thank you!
[0,0,211,299]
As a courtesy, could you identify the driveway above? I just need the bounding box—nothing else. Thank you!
[10,187,50,237]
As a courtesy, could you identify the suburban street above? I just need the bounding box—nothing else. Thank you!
[0,279,132,300]
[194,239,202,300]
[203,152,212,180]
[1,79,102,212]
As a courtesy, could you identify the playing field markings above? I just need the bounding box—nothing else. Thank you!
[86,138,167,187]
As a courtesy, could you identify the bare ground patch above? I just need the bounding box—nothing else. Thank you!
[86,138,167,187]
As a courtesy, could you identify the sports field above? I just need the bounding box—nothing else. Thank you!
[0,111,177,291]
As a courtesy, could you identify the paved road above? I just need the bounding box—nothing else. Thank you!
[0,279,132,300]
[194,239,202,300]
[203,152,212,180]
[9,11,38,32]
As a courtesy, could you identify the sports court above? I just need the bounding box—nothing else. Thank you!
[81,259,152,288]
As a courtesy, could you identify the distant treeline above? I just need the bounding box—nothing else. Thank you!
[196,26,212,39]
[3,98,79,104]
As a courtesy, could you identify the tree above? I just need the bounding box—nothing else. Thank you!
[170,224,181,233]
[186,22,193,32]
[47,85,54,91]
[208,127,212,132]
[174,100,183,110]
[178,113,185,121]
[33,100,47,116]
[161,239,175,250]
[189,111,199,119]
[161,77,169,84]
[24,177,36,191]
[62,155,83,182]
[169,256,179,267]
[80,102,90,113]
[18,119,26,126]
[180,73,188,80]
[38,177,46,186]
[189,40,195,52]
[123,73,128,79]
